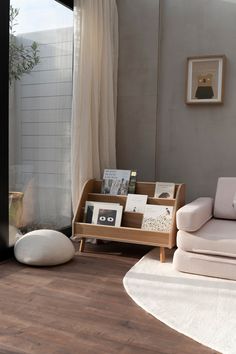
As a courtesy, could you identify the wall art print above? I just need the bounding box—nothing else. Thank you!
[186,55,226,104]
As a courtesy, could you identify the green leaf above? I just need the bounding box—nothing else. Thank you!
[9,6,40,85]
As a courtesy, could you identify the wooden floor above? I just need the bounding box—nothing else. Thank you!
[0,242,219,354]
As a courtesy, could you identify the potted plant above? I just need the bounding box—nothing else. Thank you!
[9,5,40,85]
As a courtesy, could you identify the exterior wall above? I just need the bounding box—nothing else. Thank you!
[10,27,73,227]
[116,0,159,181]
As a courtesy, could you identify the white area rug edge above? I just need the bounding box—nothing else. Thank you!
[123,248,231,354]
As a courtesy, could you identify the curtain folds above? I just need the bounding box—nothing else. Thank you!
[71,0,118,212]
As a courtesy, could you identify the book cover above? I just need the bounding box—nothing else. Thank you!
[141,205,173,232]
[154,182,175,199]
[101,169,131,195]
[84,201,120,223]
[125,194,147,213]
[128,170,137,194]
[92,204,123,227]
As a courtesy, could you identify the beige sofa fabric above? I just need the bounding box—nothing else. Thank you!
[174,177,236,281]
[176,197,213,232]
[177,219,236,258]
[214,177,236,220]
[173,248,236,281]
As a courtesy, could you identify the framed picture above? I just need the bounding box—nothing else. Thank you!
[186,55,226,104]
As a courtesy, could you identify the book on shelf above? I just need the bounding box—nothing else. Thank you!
[154,182,175,199]
[92,204,123,227]
[101,169,131,195]
[141,205,173,232]
[128,170,137,194]
[125,194,147,213]
[84,201,120,223]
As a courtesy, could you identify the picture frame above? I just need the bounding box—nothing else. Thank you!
[186,55,226,104]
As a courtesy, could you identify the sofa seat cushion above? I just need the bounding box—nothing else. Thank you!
[173,248,236,281]
[14,229,75,266]
[177,219,236,258]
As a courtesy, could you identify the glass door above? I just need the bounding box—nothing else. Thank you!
[9,0,73,245]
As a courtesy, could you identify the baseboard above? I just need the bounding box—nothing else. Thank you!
[0,246,14,262]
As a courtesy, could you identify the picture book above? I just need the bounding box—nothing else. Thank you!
[141,205,173,232]
[101,169,131,195]
[154,182,175,199]
[84,201,120,223]
[92,204,123,227]
[125,194,147,213]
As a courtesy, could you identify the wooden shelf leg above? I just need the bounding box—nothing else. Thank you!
[160,247,166,263]
[79,238,85,252]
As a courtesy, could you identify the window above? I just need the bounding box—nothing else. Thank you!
[9,0,73,245]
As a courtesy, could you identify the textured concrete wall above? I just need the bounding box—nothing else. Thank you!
[157,0,236,201]
[116,0,159,181]
[117,0,236,200]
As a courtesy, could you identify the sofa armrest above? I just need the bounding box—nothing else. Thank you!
[176,197,213,232]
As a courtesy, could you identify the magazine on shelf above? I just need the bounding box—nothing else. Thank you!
[154,182,175,199]
[128,170,137,194]
[141,205,173,232]
[84,201,120,223]
[92,204,123,227]
[125,194,147,213]
[101,169,131,195]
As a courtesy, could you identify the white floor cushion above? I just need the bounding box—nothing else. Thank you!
[14,229,75,266]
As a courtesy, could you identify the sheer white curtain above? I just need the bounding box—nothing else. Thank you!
[71,0,118,212]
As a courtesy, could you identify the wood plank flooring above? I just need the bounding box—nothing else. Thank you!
[0,242,219,354]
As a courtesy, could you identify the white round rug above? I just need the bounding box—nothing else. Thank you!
[123,248,236,354]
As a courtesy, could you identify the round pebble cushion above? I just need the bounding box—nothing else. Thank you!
[14,229,75,266]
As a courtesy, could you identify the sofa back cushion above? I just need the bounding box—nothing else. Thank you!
[214,177,236,219]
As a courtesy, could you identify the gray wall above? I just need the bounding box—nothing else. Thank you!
[157,0,236,201]
[116,0,159,181]
[117,0,236,201]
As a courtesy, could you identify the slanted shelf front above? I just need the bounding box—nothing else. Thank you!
[72,179,185,262]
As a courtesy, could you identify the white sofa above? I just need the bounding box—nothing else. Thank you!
[173,177,236,280]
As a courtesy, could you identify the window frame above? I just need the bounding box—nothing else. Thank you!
[0,1,10,260]
[56,0,73,10]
